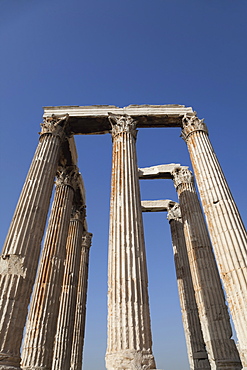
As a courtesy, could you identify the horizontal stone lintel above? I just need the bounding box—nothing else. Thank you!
[141,199,175,212]
[139,163,188,179]
[43,105,194,135]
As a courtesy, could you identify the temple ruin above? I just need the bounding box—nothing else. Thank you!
[0,105,246,370]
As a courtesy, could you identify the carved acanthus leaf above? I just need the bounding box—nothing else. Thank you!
[181,114,208,141]
[81,232,93,249]
[108,113,137,139]
[172,167,194,189]
[71,204,86,221]
[56,165,79,190]
[40,114,69,139]
[167,202,181,221]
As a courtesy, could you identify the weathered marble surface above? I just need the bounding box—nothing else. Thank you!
[106,114,156,370]
[182,115,247,368]
[0,117,68,370]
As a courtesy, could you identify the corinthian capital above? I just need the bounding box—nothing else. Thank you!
[108,113,137,139]
[40,114,69,139]
[71,204,86,222]
[181,114,208,141]
[56,165,79,191]
[172,167,194,189]
[82,232,93,249]
[167,202,181,222]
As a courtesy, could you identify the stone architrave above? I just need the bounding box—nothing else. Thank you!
[0,116,68,370]
[21,165,78,370]
[181,115,247,368]
[172,167,241,370]
[167,202,211,370]
[105,114,156,370]
[70,232,92,370]
[52,203,86,370]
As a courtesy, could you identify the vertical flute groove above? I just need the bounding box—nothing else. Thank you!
[106,114,156,370]
[21,165,76,370]
[0,119,66,370]
[172,166,242,370]
[182,115,247,368]
[167,202,211,370]
[52,203,85,370]
[70,232,92,370]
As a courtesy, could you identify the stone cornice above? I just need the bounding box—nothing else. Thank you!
[108,114,137,139]
[181,114,208,142]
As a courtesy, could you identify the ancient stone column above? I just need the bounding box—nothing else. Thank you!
[172,167,241,370]
[167,202,210,370]
[0,115,68,370]
[21,165,77,370]
[182,115,247,368]
[105,114,156,370]
[70,232,92,370]
[52,203,86,370]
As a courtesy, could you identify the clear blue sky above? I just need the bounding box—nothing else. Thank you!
[0,1,247,369]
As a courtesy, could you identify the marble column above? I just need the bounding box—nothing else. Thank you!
[106,114,156,370]
[0,116,68,370]
[167,202,210,370]
[52,203,86,370]
[181,115,247,368]
[172,167,241,370]
[21,165,77,370]
[70,232,92,370]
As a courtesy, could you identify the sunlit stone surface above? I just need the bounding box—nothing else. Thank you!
[106,114,156,370]
[0,105,245,370]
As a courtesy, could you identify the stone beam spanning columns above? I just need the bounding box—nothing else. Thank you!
[43,105,194,135]
[52,196,86,370]
[142,200,211,370]
[141,199,174,212]
[172,167,241,370]
[70,232,92,370]
[0,115,68,370]
[106,114,156,370]
[181,115,247,368]
[21,165,78,370]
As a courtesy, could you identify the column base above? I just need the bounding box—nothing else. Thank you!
[105,349,156,370]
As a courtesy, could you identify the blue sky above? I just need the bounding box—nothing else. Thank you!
[0,1,247,369]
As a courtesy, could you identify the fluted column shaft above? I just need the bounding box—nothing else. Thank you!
[167,203,210,370]
[52,205,85,370]
[106,114,156,370]
[172,167,241,370]
[0,116,68,370]
[21,165,77,370]
[182,115,247,368]
[70,232,92,370]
